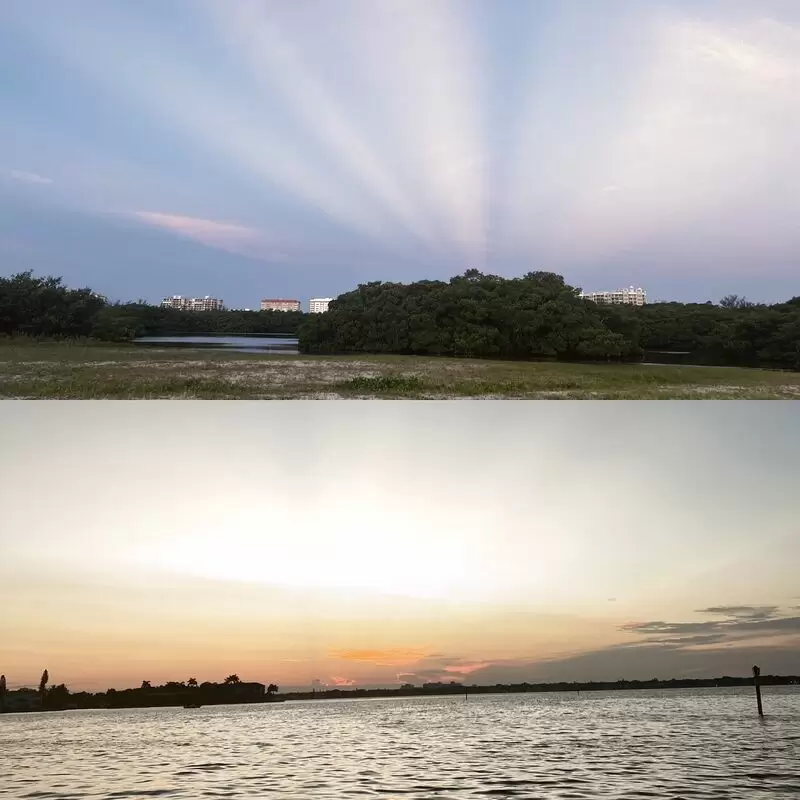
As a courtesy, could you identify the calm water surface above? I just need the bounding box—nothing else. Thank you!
[133,335,299,354]
[2,689,799,799]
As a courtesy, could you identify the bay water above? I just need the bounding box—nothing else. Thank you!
[2,688,799,799]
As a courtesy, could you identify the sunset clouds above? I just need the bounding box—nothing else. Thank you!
[0,403,797,690]
[332,650,430,665]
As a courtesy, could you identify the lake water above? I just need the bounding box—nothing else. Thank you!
[128,341,745,369]
[133,335,299,354]
[2,689,799,799]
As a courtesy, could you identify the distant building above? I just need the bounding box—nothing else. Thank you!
[160,295,189,310]
[161,295,225,312]
[581,286,646,306]
[190,296,224,312]
[261,298,301,313]
[309,297,334,314]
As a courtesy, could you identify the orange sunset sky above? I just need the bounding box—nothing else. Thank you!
[1,403,798,691]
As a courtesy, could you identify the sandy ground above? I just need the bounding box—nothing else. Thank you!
[1,346,799,398]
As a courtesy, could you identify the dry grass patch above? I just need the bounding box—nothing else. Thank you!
[0,342,798,398]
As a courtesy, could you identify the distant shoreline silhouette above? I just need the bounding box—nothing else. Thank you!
[1,672,797,713]
[0,673,280,713]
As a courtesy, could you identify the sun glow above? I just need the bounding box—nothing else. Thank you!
[153,532,470,600]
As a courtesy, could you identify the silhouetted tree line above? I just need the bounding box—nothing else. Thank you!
[2,670,797,712]
[298,270,800,370]
[0,670,280,712]
[4,270,800,369]
[281,675,799,701]
[0,273,106,338]
[0,272,303,342]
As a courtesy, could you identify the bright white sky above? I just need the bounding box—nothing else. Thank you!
[1,403,797,690]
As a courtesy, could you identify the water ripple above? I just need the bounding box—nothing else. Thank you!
[2,688,799,799]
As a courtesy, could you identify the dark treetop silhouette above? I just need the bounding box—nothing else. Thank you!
[1,672,796,712]
[297,270,800,369]
[3,270,800,369]
[0,674,281,712]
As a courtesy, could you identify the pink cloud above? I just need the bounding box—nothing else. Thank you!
[129,211,288,262]
[443,662,491,675]
[395,655,493,684]
[330,648,428,665]
[330,676,356,686]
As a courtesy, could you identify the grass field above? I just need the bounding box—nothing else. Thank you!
[0,341,798,399]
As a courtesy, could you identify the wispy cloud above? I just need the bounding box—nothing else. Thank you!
[462,640,800,684]
[553,13,800,263]
[395,654,493,684]
[390,604,800,685]
[331,648,428,665]
[3,1,800,302]
[6,169,53,185]
[621,605,800,648]
[128,211,288,262]
[687,17,800,84]
[698,605,780,621]
[441,661,491,675]
[14,3,390,242]
[330,676,356,686]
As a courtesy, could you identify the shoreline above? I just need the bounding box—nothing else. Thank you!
[4,677,797,715]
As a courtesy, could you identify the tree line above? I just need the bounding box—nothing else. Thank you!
[3,269,800,369]
[90,304,303,341]
[0,669,279,712]
[298,270,800,369]
[269,674,800,701]
[3,670,797,711]
[0,271,303,342]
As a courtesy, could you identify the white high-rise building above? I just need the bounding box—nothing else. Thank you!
[580,286,646,306]
[261,298,301,312]
[160,295,225,311]
[309,297,334,314]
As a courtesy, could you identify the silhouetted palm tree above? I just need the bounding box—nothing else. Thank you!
[39,670,49,708]
[141,680,151,690]
[223,674,241,685]
[266,684,279,696]
[187,678,198,688]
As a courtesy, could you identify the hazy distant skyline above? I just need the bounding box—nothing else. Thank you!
[1,0,799,307]
[1,403,798,692]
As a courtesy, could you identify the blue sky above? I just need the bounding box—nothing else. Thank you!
[1,0,798,308]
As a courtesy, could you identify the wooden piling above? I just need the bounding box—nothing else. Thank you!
[752,665,764,717]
